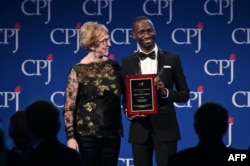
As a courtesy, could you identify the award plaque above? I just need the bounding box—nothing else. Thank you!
[125,74,158,116]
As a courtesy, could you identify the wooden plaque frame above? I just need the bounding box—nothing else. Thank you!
[125,74,158,116]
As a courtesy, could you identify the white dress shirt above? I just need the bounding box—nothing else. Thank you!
[139,45,158,74]
[139,45,169,98]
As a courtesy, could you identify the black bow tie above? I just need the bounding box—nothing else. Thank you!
[139,51,156,60]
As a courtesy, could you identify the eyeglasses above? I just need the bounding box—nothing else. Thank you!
[97,38,111,45]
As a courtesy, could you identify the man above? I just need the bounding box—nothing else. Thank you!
[0,125,5,166]
[121,16,190,166]
[168,102,250,166]
[8,110,33,157]
[25,99,83,166]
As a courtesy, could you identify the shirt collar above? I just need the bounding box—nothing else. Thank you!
[139,44,158,56]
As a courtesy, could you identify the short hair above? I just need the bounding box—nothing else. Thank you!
[194,102,228,137]
[132,16,154,30]
[79,21,109,51]
[8,110,30,143]
[25,100,60,139]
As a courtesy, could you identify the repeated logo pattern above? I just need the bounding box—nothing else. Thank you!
[1,1,249,165]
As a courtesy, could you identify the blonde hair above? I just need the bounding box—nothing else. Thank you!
[79,21,109,51]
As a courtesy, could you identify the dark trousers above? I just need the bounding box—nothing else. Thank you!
[132,132,177,166]
[77,136,121,166]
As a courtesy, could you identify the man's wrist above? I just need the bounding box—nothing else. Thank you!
[161,88,169,98]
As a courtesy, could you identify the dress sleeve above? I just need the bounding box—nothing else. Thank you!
[64,68,78,139]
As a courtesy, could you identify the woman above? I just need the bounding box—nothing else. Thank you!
[64,21,123,166]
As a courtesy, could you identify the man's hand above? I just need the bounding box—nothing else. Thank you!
[124,108,146,120]
[154,75,167,96]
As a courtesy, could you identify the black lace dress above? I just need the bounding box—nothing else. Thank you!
[64,59,123,140]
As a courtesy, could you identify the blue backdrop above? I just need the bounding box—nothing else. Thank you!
[1,0,250,165]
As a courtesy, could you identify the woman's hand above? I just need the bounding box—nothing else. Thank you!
[67,138,79,152]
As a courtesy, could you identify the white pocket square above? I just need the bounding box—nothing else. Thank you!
[163,65,171,68]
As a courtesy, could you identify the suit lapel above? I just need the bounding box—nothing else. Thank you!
[135,52,141,74]
[157,49,164,75]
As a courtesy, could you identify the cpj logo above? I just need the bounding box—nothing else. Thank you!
[204,53,236,84]
[0,22,20,53]
[0,85,21,111]
[21,53,53,85]
[175,85,204,108]
[171,22,203,53]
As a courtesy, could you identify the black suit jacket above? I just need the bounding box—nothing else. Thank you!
[121,49,190,143]
[30,138,83,166]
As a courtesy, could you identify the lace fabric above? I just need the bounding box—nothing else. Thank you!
[64,60,123,139]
